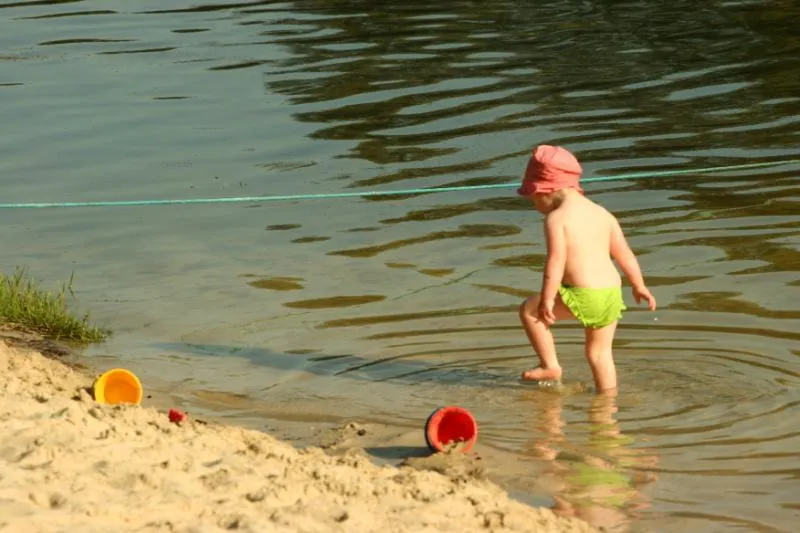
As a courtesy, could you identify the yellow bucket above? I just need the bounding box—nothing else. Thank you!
[92,368,143,405]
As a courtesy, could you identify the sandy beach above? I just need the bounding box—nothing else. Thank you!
[0,333,598,533]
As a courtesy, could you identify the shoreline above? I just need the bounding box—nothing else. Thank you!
[0,329,598,533]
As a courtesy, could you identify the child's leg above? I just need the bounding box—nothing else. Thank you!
[519,293,576,381]
[584,322,618,392]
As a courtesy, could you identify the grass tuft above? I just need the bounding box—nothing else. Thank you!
[0,266,109,344]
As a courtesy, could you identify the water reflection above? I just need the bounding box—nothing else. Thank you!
[524,390,659,533]
[319,304,517,329]
[284,294,386,309]
[259,0,800,172]
[328,224,521,258]
[246,276,304,291]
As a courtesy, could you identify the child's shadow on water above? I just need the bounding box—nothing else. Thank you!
[153,341,516,388]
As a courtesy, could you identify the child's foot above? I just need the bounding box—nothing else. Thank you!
[521,366,562,382]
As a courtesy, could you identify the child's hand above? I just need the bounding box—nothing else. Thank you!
[538,299,556,326]
[633,286,657,311]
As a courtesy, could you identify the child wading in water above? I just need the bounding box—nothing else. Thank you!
[517,145,657,392]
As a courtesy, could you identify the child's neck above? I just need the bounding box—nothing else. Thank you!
[549,188,578,211]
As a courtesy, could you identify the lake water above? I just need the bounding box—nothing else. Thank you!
[1,1,799,532]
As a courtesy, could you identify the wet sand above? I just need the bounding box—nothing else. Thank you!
[0,333,598,533]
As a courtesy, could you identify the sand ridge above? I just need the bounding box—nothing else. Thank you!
[0,338,598,533]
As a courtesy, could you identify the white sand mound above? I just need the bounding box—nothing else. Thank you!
[0,339,597,533]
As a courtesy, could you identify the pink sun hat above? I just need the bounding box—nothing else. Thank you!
[517,145,584,196]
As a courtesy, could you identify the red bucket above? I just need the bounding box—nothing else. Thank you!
[424,406,478,453]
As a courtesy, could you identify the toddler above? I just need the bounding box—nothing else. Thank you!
[517,145,656,392]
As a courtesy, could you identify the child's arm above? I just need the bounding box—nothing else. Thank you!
[610,216,657,310]
[540,214,567,320]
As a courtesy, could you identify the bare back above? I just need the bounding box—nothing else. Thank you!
[547,193,621,288]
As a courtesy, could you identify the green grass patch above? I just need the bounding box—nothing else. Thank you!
[0,267,109,344]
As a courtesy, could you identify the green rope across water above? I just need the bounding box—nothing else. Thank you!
[0,159,797,209]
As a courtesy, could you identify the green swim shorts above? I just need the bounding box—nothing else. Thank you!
[558,284,626,329]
